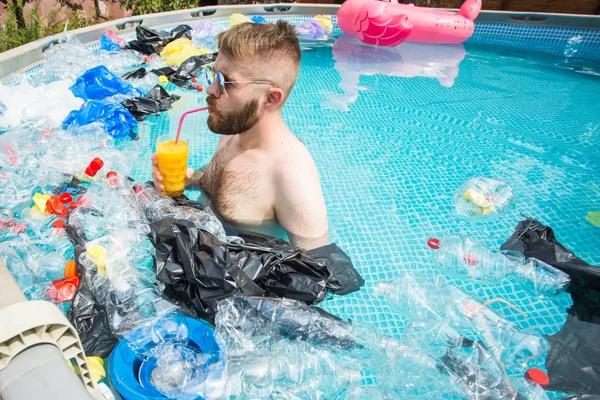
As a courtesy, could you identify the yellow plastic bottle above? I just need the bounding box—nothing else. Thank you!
[156,135,189,197]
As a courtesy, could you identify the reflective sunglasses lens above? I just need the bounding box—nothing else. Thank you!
[216,72,225,94]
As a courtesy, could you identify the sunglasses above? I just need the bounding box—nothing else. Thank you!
[204,64,276,95]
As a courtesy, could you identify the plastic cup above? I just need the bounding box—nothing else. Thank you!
[156,134,189,197]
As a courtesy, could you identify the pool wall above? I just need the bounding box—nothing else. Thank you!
[0,3,599,81]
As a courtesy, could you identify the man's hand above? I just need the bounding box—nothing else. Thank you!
[151,153,194,191]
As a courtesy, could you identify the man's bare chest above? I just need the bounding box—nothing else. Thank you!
[199,145,274,222]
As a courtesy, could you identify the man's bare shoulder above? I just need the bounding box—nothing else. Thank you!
[273,135,320,180]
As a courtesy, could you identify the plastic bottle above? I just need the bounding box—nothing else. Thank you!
[133,184,178,223]
[515,258,571,298]
[434,234,523,283]
[374,273,454,322]
[102,171,147,233]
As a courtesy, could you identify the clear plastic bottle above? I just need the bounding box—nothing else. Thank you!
[434,233,524,283]
[133,184,178,223]
[515,258,571,299]
[102,171,147,233]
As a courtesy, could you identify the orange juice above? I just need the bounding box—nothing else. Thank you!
[156,135,188,197]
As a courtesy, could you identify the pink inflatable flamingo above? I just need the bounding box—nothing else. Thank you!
[337,0,482,47]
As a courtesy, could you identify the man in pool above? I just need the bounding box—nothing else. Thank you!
[151,21,330,250]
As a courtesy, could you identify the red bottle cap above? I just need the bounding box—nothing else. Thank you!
[52,220,65,229]
[85,166,98,177]
[106,171,118,178]
[134,186,142,194]
[196,85,203,92]
[89,157,104,171]
[58,193,73,204]
[525,368,550,387]
[427,238,440,249]
[47,196,69,218]
[191,77,197,83]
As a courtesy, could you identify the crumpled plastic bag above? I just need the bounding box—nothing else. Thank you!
[128,24,193,55]
[70,65,143,101]
[251,16,266,24]
[230,13,252,27]
[62,100,138,139]
[159,37,213,67]
[150,53,217,90]
[149,218,364,321]
[314,15,333,31]
[501,217,600,321]
[454,177,515,219]
[544,314,600,395]
[296,19,331,40]
[99,33,122,53]
[121,85,180,121]
[0,80,84,129]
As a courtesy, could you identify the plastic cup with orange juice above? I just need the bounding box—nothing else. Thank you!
[156,134,189,197]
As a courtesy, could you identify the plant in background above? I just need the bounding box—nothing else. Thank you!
[117,0,200,15]
[0,0,98,53]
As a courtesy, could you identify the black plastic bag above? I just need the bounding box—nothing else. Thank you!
[544,315,600,395]
[67,246,119,358]
[151,54,217,90]
[501,218,600,395]
[500,217,600,320]
[122,67,148,80]
[121,85,181,121]
[149,218,364,321]
[128,24,192,55]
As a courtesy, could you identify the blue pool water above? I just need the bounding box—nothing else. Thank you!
[130,24,600,347]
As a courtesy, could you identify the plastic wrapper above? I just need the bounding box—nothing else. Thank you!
[128,24,193,55]
[454,177,515,219]
[149,218,364,320]
[295,19,331,40]
[69,65,143,101]
[0,80,84,130]
[62,100,138,139]
[159,37,212,66]
[121,85,180,121]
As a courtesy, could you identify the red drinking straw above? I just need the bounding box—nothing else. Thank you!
[175,107,210,144]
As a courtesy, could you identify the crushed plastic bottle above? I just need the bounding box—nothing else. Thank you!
[434,233,524,283]
[133,183,178,223]
[454,177,515,219]
[515,258,571,299]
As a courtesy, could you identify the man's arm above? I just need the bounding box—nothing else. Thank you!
[273,161,329,250]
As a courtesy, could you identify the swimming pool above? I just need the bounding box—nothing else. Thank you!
[126,15,600,337]
[1,9,600,399]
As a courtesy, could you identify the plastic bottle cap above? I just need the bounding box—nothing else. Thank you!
[90,157,104,171]
[106,171,118,178]
[64,260,78,279]
[53,220,65,229]
[134,186,142,194]
[525,368,550,386]
[85,166,98,177]
[191,77,197,83]
[196,85,203,92]
[58,192,73,204]
[427,238,440,249]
